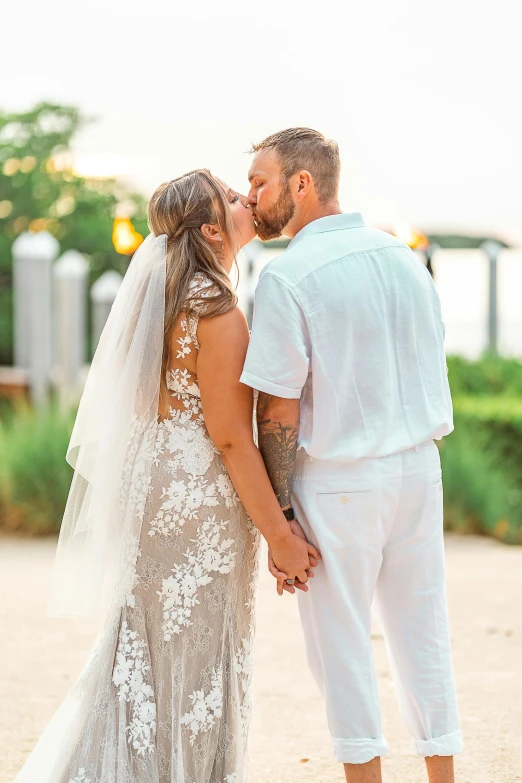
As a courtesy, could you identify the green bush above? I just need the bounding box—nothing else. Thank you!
[0,404,74,534]
[441,357,522,544]
[446,354,522,397]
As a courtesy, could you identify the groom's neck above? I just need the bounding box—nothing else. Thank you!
[284,199,342,239]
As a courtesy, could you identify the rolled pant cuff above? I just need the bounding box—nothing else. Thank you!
[333,736,389,764]
[414,730,463,757]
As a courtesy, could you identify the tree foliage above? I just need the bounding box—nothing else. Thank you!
[0,102,148,364]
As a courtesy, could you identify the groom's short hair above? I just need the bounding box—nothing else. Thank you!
[251,127,340,203]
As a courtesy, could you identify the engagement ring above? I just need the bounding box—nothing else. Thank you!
[286,579,295,585]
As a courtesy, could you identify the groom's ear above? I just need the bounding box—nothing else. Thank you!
[294,170,313,201]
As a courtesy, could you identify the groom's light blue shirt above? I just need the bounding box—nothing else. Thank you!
[240,213,453,463]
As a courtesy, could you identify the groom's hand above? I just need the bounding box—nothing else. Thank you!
[268,520,321,596]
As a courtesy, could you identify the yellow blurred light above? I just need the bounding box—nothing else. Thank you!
[47,152,74,174]
[46,218,61,235]
[12,216,29,234]
[29,218,49,233]
[112,216,144,256]
[3,158,20,176]
[20,156,37,173]
[0,200,13,218]
[51,195,76,217]
[393,224,429,250]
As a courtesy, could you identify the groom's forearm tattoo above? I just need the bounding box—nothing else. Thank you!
[257,393,299,509]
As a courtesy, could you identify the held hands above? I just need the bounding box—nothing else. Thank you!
[268,519,321,596]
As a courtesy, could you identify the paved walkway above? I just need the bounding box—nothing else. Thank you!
[1,534,521,783]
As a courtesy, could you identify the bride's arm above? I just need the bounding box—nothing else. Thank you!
[197,307,320,585]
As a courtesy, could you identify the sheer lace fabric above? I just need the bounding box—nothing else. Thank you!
[14,277,261,783]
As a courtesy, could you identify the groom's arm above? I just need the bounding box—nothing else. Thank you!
[257,393,319,595]
[241,272,309,503]
[240,270,318,592]
[256,393,300,512]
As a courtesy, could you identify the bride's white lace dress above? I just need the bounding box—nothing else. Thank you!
[15,282,261,783]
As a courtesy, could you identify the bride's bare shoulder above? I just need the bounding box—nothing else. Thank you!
[197,305,249,348]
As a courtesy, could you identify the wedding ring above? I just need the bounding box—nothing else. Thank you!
[286,578,295,585]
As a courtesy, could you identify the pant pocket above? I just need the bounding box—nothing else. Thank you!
[314,489,376,550]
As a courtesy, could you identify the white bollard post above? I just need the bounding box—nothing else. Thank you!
[238,241,258,328]
[481,240,504,355]
[90,270,123,352]
[53,249,89,404]
[12,231,59,407]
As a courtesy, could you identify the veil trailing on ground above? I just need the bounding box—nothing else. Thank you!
[47,233,167,619]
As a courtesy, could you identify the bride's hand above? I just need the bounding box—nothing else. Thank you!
[269,529,314,588]
[268,524,321,596]
[268,548,314,595]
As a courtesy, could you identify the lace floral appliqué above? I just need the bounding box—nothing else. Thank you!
[157,515,236,640]
[234,635,255,738]
[69,771,92,783]
[113,621,157,754]
[181,666,223,745]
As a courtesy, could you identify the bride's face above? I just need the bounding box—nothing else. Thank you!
[223,184,257,248]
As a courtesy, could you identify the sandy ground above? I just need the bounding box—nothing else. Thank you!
[1,533,521,783]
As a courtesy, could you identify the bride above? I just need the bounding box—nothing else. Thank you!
[13,170,320,783]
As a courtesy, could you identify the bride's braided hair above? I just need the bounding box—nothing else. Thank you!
[147,169,238,399]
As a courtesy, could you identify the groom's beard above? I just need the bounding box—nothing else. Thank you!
[253,180,296,241]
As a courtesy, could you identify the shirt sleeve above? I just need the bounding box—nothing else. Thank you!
[240,272,310,399]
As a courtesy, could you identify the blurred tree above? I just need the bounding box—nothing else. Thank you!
[0,102,148,365]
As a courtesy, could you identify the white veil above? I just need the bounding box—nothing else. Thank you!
[47,233,167,619]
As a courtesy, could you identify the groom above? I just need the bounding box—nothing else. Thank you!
[239,128,462,783]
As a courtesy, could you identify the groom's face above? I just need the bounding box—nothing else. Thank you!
[247,151,296,241]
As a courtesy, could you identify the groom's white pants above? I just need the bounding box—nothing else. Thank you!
[293,440,463,765]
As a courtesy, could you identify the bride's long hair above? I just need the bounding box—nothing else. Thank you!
[147,170,239,398]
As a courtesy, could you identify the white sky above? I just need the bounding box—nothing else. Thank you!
[2,0,521,243]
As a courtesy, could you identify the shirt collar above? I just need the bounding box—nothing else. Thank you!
[288,212,366,248]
